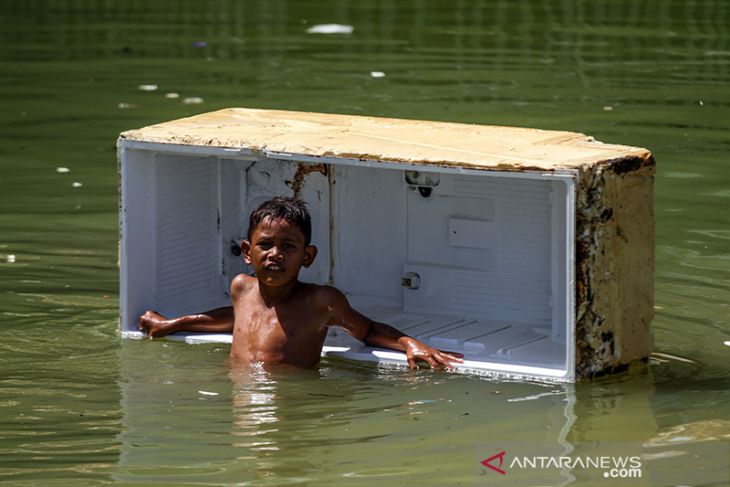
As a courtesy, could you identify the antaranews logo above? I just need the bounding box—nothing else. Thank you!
[479,447,644,482]
[481,450,507,475]
[479,441,728,486]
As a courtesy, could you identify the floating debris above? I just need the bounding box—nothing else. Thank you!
[198,390,218,396]
[165,92,180,99]
[6,255,15,264]
[192,41,208,48]
[370,71,386,78]
[699,100,704,106]
[724,341,730,347]
[183,97,204,105]
[117,102,139,109]
[603,106,614,111]
[651,351,698,364]
[306,24,354,35]
[72,182,83,188]
[56,167,70,173]
[138,84,158,92]
[645,419,730,447]
[508,389,564,402]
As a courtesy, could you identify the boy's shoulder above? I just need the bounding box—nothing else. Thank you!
[298,283,350,308]
[291,281,334,298]
[230,273,256,294]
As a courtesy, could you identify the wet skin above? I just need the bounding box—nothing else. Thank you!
[139,217,463,369]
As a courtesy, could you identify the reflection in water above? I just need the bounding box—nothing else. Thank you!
[570,368,658,443]
[563,369,656,486]
[226,361,393,483]
[567,367,730,486]
[229,365,285,482]
[230,364,283,456]
[227,362,583,485]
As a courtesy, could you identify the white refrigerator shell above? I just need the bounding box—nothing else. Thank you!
[118,108,655,381]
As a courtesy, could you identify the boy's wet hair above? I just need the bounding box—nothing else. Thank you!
[247,197,312,245]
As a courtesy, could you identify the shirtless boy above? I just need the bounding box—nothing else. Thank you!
[138,197,462,370]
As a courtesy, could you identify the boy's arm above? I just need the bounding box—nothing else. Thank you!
[138,274,249,338]
[138,307,234,338]
[363,321,464,369]
[322,287,463,369]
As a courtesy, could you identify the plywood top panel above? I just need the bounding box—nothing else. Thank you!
[120,108,652,172]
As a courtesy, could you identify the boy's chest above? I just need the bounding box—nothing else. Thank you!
[233,298,328,353]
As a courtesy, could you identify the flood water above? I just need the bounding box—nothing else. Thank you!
[1,1,729,485]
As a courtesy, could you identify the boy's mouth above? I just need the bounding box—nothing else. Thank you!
[265,264,284,272]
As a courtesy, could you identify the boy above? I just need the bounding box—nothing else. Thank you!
[138,197,462,370]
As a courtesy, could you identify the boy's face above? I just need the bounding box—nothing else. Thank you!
[242,217,317,287]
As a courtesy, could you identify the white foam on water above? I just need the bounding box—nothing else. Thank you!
[306,24,354,34]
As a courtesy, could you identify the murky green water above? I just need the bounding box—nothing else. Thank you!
[1,1,729,485]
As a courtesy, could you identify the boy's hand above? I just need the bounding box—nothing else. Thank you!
[401,337,464,369]
[138,310,174,338]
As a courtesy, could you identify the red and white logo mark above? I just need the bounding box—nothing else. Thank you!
[481,450,507,475]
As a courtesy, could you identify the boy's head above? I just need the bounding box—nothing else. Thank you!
[247,197,312,245]
[243,197,318,283]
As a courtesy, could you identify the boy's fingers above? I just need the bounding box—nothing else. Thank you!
[436,354,462,369]
[425,356,439,369]
[407,350,462,370]
[447,354,464,364]
[441,350,465,359]
[436,351,462,362]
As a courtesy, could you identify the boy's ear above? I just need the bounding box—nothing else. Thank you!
[303,245,318,268]
[241,240,253,265]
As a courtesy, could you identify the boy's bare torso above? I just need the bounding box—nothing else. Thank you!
[230,274,330,367]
